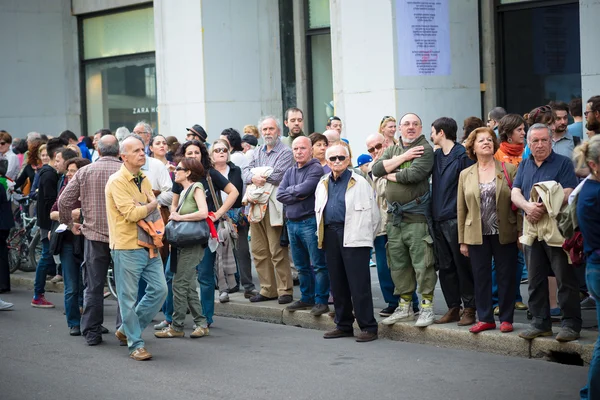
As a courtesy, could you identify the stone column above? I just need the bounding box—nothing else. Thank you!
[580,0,600,113]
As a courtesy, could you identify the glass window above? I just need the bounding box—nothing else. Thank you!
[310,34,333,131]
[501,3,581,113]
[500,0,535,3]
[83,7,155,60]
[85,57,157,133]
[308,0,330,29]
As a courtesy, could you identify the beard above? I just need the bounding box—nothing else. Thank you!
[587,119,600,132]
[402,136,417,145]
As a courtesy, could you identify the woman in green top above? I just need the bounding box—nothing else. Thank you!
[155,158,210,339]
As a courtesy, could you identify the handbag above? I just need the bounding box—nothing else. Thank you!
[501,162,519,212]
[164,183,210,247]
[49,220,65,255]
[206,171,238,250]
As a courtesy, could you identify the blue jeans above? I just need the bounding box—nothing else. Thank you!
[162,254,174,324]
[492,249,525,306]
[34,236,56,297]
[287,218,329,305]
[61,241,83,328]
[373,235,400,308]
[197,246,216,325]
[112,249,167,353]
[581,259,600,400]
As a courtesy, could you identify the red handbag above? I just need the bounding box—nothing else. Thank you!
[501,162,519,212]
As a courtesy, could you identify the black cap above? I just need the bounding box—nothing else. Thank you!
[186,124,207,142]
[241,134,258,147]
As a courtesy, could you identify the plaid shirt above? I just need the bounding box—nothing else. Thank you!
[58,156,122,243]
[242,139,294,185]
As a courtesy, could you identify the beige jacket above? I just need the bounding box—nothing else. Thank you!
[373,176,389,237]
[520,181,566,247]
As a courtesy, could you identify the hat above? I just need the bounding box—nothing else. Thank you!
[241,134,258,147]
[186,124,207,142]
[356,154,373,168]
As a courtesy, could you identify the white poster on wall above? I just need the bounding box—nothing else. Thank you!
[396,0,451,76]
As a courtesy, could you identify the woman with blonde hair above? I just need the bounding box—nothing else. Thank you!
[243,125,260,139]
[573,135,600,399]
[458,127,519,334]
[379,116,397,147]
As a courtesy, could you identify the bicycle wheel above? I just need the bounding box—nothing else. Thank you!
[7,229,23,274]
[106,260,118,300]
[23,229,41,272]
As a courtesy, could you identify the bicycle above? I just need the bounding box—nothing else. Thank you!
[8,194,42,273]
[106,258,117,299]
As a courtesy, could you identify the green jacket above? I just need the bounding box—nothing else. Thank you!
[281,132,306,148]
[371,135,434,223]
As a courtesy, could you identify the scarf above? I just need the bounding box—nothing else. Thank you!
[500,142,524,157]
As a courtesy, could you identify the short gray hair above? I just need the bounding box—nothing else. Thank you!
[134,121,153,135]
[257,115,281,132]
[97,135,119,157]
[119,135,145,155]
[488,107,507,121]
[325,144,350,159]
[27,132,41,142]
[527,123,551,138]
[115,126,131,142]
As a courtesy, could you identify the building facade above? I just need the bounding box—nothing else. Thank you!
[0,0,597,157]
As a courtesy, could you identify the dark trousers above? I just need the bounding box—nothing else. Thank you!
[81,239,111,341]
[468,235,518,323]
[524,241,582,332]
[433,219,475,309]
[236,223,255,291]
[0,230,10,291]
[324,225,377,333]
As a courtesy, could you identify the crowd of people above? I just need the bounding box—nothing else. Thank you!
[0,99,598,397]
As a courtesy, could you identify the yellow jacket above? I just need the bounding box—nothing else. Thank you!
[520,181,566,248]
[105,165,154,250]
[457,160,518,245]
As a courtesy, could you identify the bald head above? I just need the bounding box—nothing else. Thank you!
[324,130,340,147]
[366,134,384,147]
[292,136,313,167]
[366,133,386,160]
[97,134,119,157]
[399,113,423,145]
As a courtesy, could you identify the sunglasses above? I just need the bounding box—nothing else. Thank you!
[368,143,383,153]
[380,115,393,124]
[0,142,6,146]
[328,155,347,162]
[175,167,188,172]
[213,148,229,154]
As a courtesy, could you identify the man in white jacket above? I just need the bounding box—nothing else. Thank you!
[315,145,380,342]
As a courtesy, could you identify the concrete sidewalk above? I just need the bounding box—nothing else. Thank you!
[11,270,597,366]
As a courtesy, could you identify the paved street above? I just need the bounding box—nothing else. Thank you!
[0,289,589,400]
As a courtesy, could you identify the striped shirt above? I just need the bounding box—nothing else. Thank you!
[58,156,122,243]
[242,138,294,185]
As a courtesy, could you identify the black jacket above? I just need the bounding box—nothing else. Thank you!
[224,162,243,209]
[36,164,58,230]
[0,184,15,231]
[431,143,474,222]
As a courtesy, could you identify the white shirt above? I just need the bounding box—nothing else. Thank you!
[230,151,249,169]
[0,149,20,180]
[90,149,100,163]
[141,156,173,207]
[245,149,255,162]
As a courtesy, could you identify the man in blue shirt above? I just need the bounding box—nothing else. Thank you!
[567,98,583,139]
[511,123,581,342]
[59,130,92,161]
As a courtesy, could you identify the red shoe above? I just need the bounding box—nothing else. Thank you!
[500,322,513,333]
[31,295,55,308]
[469,321,496,333]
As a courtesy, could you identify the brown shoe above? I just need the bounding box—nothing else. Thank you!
[154,326,184,338]
[190,326,209,338]
[323,329,354,339]
[130,347,152,361]
[457,308,476,326]
[356,330,378,342]
[434,307,461,324]
[115,330,127,346]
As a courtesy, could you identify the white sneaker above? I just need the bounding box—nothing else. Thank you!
[153,320,170,330]
[415,300,435,327]
[219,292,230,303]
[0,298,14,310]
[381,301,413,325]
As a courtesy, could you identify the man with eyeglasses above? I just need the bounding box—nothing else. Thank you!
[185,124,208,144]
[511,123,581,342]
[365,133,401,317]
[133,121,154,156]
[430,117,476,325]
[315,144,379,342]
[372,113,437,327]
[487,107,507,134]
